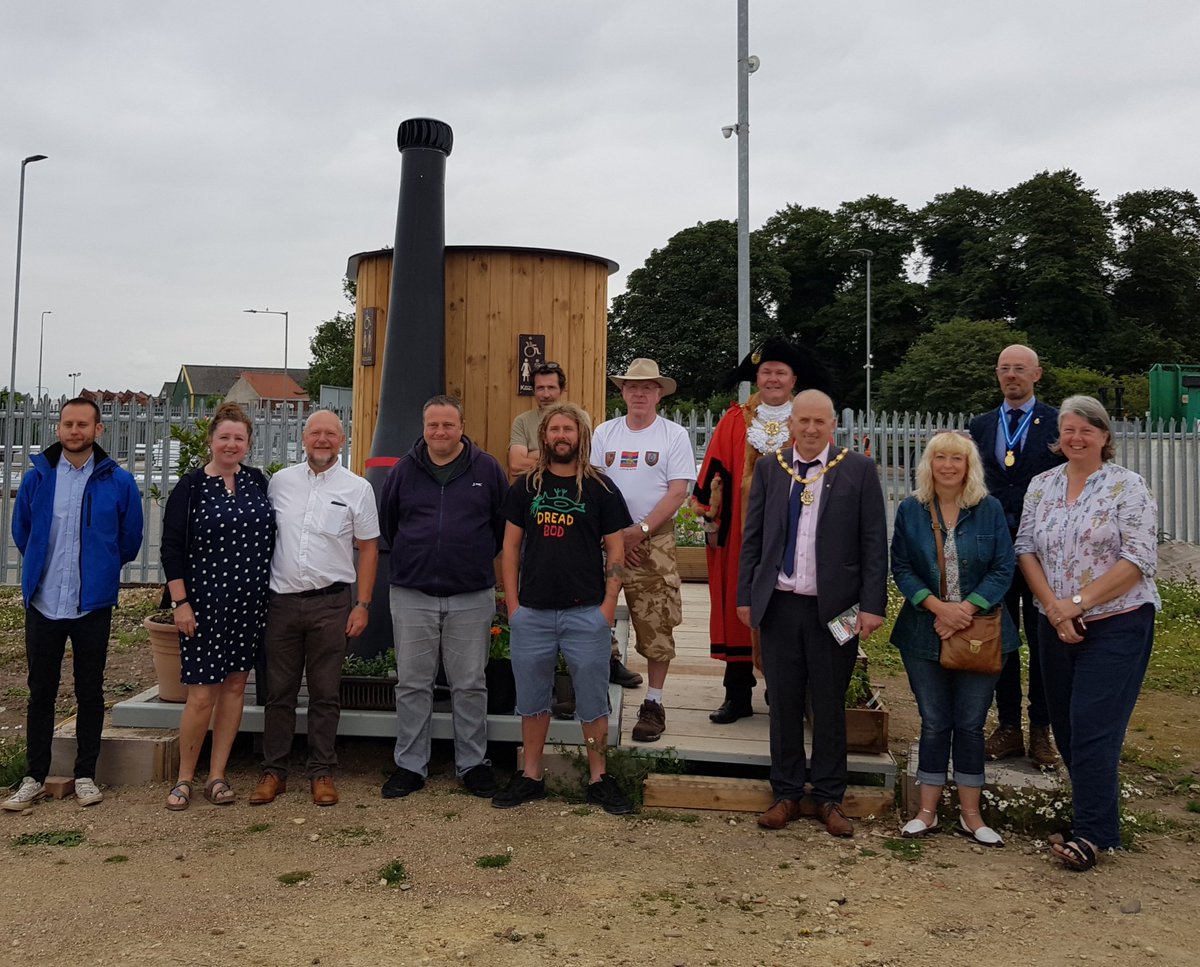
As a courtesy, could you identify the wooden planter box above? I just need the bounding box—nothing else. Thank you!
[339,676,395,711]
[675,545,708,583]
[844,706,890,754]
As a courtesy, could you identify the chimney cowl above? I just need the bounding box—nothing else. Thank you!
[397,118,454,156]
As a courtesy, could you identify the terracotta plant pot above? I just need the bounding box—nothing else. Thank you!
[144,615,188,703]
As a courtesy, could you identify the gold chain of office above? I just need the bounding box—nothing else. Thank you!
[774,446,849,505]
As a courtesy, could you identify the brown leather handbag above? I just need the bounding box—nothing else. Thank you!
[931,508,1003,675]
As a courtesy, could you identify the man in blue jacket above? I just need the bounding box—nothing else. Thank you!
[379,395,508,800]
[4,398,143,811]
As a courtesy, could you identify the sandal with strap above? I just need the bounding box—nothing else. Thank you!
[1052,837,1098,872]
[165,780,193,811]
[204,778,236,806]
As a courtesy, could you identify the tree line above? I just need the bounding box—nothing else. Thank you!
[607,169,1200,415]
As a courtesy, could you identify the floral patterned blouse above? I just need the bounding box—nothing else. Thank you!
[1014,463,1161,618]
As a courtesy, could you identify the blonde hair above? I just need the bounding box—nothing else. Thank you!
[526,402,612,499]
[913,431,988,508]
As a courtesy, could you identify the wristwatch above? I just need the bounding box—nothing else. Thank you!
[354,601,371,610]
[1071,593,1084,610]
[171,598,189,609]
[639,521,650,536]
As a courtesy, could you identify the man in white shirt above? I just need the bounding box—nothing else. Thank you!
[250,410,380,806]
[591,359,695,742]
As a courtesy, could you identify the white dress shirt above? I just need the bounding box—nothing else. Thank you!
[775,443,830,596]
[268,461,380,594]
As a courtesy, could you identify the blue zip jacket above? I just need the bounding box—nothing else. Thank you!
[889,493,1018,662]
[379,435,508,596]
[13,442,144,611]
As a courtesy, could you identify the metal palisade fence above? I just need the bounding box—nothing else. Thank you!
[0,403,1195,586]
[0,399,350,585]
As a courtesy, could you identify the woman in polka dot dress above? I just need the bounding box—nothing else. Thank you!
[160,403,275,809]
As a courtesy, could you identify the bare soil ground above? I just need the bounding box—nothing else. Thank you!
[1,587,1199,967]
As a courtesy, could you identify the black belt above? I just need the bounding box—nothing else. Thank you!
[286,582,349,599]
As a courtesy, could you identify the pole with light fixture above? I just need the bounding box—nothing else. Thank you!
[3,154,47,583]
[68,371,81,396]
[849,248,874,417]
[243,308,289,381]
[37,310,50,403]
[729,0,759,403]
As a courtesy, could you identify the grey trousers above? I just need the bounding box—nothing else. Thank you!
[390,586,493,777]
[262,588,350,779]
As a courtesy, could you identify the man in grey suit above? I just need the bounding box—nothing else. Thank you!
[737,390,888,837]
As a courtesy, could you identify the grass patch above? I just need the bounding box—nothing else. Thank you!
[476,852,512,869]
[882,837,924,862]
[552,743,687,807]
[277,870,313,886]
[0,739,27,789]
[569,806,593,816]
[12,829,84,848]
[1145,580,1200,692]
[639,809,699,824]
[378,860,407,886]
[104,854,129,863]
[1187,801,1200,814]
[246,823,272,834]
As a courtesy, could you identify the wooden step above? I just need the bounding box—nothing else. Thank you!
[643,774,895,817]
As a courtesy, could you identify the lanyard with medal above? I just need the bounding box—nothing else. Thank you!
[1001,406,1034,467]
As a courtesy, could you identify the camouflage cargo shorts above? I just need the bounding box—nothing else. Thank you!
[623,532,683,663]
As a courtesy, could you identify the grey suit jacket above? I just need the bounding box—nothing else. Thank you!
[737,447,888,629]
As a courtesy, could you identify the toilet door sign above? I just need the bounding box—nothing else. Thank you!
[517,334,546,395]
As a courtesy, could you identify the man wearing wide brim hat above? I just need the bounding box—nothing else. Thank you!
[691,337,830,724]
[590,359,695,742]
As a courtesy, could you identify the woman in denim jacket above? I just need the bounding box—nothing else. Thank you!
[890,432,1019,846]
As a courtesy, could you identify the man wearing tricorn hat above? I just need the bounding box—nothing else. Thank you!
[691,337,830,724]
[591,359,696,742]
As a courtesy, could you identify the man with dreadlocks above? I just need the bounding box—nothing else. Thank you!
[494,402,635,814]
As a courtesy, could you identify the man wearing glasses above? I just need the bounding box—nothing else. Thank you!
[968,344,1064,768]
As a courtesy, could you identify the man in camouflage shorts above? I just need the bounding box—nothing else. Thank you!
[591,359,695,741]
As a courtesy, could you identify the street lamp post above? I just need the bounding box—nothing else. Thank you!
[37,310,50,402]
[850,248,874,417]
[243,308,289,380]
[68,371,81,396]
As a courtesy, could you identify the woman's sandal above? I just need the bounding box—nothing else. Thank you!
[204,778,236,806]
[1052,837,1098,872]
[165,780,193,811]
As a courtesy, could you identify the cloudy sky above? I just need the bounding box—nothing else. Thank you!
[2,1,1197,398]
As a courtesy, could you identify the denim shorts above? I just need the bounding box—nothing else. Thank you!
[509,605,611,723]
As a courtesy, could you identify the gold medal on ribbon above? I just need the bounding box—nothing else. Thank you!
[800,488,815,505]
[1004,450,1015,467]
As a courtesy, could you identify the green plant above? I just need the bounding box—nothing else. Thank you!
[0,739,26,789]
[882,837,923,862]
[844,661,873,709]
[489,588,511,660]
[378,860,408,885]
[476,852,512,868]
[246,823,272,834]
[12,830,84,848]
[170,417,211,478]
[674,504,707,547]
[553,743,686,807]
[104,855,129,863]
[341,647,396,678]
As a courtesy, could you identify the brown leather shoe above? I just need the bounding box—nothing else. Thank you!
[757,798,802,830]
[1028,726,1059,768]
[249,772,286,805]
[818,801,854,837]
[984,724,1025,759]
[311,776,338,806]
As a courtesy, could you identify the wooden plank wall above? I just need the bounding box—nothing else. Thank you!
[351,248,611,475]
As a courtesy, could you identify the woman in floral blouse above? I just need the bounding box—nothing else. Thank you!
[1015,396,1160,871]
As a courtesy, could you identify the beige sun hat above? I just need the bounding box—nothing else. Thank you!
[608,358,677,396]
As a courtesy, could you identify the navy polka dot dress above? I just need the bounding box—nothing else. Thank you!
[180,470,274,685]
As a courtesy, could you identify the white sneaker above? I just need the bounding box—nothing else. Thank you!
[3,777,48,811]
[74,778,104,806]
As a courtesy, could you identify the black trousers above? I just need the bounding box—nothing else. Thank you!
[25,606,113,782]
[759,591,857,803]
[995,565,1049,728]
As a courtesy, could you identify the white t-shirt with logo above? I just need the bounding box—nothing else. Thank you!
[590,414,696,523]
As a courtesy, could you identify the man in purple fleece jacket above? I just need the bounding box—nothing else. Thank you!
[378,395,508,800]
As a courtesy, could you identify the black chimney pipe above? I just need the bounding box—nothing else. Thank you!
[356,117,454,657]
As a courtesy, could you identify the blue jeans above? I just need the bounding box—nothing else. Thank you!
[510,605,610,724]
[390,586,493,778]
[903,653,999,787]
[1038,604,1155,850]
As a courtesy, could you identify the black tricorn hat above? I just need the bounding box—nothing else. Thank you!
[728,336,832,395]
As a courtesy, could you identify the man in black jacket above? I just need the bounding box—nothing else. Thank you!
[968,345,1064,767]
[378,396,509,800]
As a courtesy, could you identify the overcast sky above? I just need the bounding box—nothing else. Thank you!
[2,1,1198,398]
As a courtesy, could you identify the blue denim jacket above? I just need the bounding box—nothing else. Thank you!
[889,494,1019,662]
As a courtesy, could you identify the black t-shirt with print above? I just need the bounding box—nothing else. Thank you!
[503,469,632,609]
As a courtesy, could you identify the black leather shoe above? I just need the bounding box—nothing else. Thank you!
[609,658,643,688]
[709,701,753,724]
